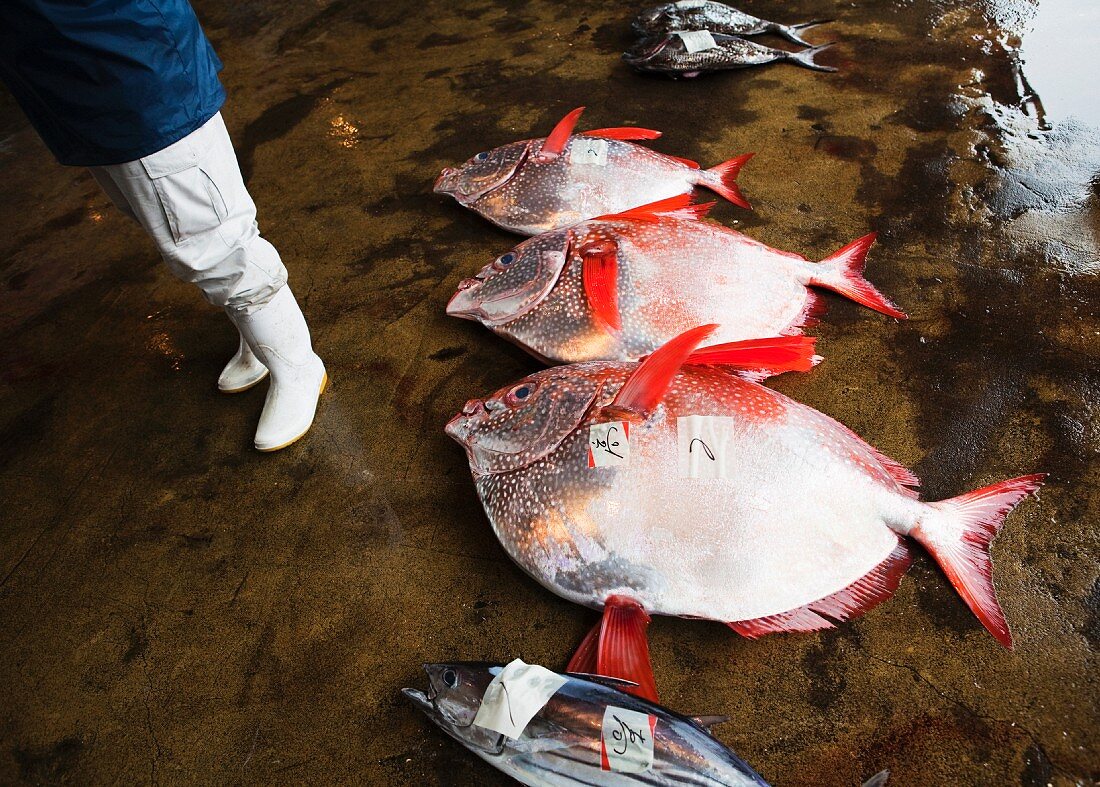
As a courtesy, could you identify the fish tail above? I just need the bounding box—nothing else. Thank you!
[911,474,1046,649]
[810,232,907,319]
[787,42,839,72]
[699,153,754,209]
[773,19,833,47]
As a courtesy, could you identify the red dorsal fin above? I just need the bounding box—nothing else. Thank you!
[728,540,913,638]
[584,127,662,141]
[608,325,717,419]
[579,239,621,332]
[594,193,711,223]
[665,153,700,169]
[538,106,585,161]
[686,336,818,374]
[566,596,658,702]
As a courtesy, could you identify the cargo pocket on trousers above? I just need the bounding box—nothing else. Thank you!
[148,165,230,245]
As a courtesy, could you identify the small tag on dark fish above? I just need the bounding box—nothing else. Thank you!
[588,421,630,467]
[600,705,656,773]
[675,30,718,53]
[570,137,609,166]
[676,0,707,8]
[677,415,735,478]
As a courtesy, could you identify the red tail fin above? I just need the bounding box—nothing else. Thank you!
[566,596,658,702]
[810,232,906,319]
[699,153,754,209]
[912,474,1045,648]
[584,127,662,141]
[686,336,819,375]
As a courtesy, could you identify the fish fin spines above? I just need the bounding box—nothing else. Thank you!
[594,193,697,222]
[665,153,701,169]
[661,201,716,221]
[729,541,912,637]
[584,127,662,141]
[784,290,829,334]
[699,153,754,209]
[686,336,818,375]
[913,473,1046,649]
[570,596,659,702]
[538,106,585,161]
[611,325,718,418]
[579,240,621,332]
[811,232,907,319]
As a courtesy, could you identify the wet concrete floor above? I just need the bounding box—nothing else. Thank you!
[0,0,1097,784]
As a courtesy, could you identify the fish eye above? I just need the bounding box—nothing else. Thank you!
[499,252,516,265]
[442,669,458,688]
[508,383,534,404]
[475,151,489,161]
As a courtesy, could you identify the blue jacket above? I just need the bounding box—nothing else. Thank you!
[0,0,225,166]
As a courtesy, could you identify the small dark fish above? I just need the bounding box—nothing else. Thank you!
[404,662,771,786]
[632,0,830,47]
[625,31,836,77]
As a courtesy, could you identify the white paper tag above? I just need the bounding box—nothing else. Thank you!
[588,421,630,467]
[676,0,708,8]
[472,660,567,740]
[601,706,657,773]
[569,137,609,166]
[677,415,735,478]
[676,30,719,53]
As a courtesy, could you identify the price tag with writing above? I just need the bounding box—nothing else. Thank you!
[676,30,719,53]
[569,137,609,166]
[677,415,735,479]
[600,705,657,773]
[588,421,630,468]
[472,660,568,740]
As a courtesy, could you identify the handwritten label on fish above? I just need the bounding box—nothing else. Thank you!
[589,421,630,467]
[601,706,657,773]
[677,415,735,479]
[676,30,719,53]
[472,659,567,740]
[570,137,609,166]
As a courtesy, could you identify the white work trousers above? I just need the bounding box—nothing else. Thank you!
[89,112,287,314]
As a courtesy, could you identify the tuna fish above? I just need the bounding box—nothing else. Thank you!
[403,661,772,786]
[433,107,753,235]
[446,195,903,364]
[625,32,836,77]
[632,1,830,47]
[446,326,1044,697]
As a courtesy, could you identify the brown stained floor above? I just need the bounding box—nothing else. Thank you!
[0,0,1097,784]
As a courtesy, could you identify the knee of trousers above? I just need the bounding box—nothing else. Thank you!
[159,233,288,312]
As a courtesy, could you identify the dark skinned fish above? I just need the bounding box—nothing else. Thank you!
[632,1,830,47]
[625,31,836,77]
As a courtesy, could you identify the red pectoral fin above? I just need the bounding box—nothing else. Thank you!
[584,127,662,141]
[538,106,585,161]
[686,336,819,374]
[567,596,659,702]
[609,325,717,418]
[594,193,712,223]
[580,240,621,332]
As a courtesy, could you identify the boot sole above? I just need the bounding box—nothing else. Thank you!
[255,371,329,452]
[218,368,270,394]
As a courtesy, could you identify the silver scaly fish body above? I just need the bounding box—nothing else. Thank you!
[404,663,770,786]
[625,33,836,77]
[633,1,829,47]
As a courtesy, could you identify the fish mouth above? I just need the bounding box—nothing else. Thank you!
[401,686,435,714]
[445,398,485,444]
[445,279,482,320]
[433,167,458,194]
[623,35,671,64]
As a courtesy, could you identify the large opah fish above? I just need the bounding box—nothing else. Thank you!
[446,327,1043,698]
[625,32,835,77]
[632,1,830,47]
[404,661,772,786]
[434,107,752,235]
[446,196,903,364]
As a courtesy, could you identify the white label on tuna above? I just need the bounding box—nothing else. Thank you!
[677,415,735,478]
[472,660,567,740]
[601,706,657,773]
[676,30,719,53]
[589,421,630,467]
[570,137,609,166]
[676,0,708,8]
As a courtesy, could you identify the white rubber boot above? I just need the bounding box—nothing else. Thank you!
[217,332,269,393]
[228,286,327,452]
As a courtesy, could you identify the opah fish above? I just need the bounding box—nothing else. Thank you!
[625,32,836,77]
[434,107,753,235]
[633,1,830,47]
[404,661,772,786]
[446,326,1043,698]
[446,195,903,364]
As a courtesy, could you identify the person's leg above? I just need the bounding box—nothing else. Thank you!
[89,112,325,450]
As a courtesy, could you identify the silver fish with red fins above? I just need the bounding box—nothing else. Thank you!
[446,195,904,364]
[446,326,1044,697]
[632,1,831,47]
[434,107,753,235]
